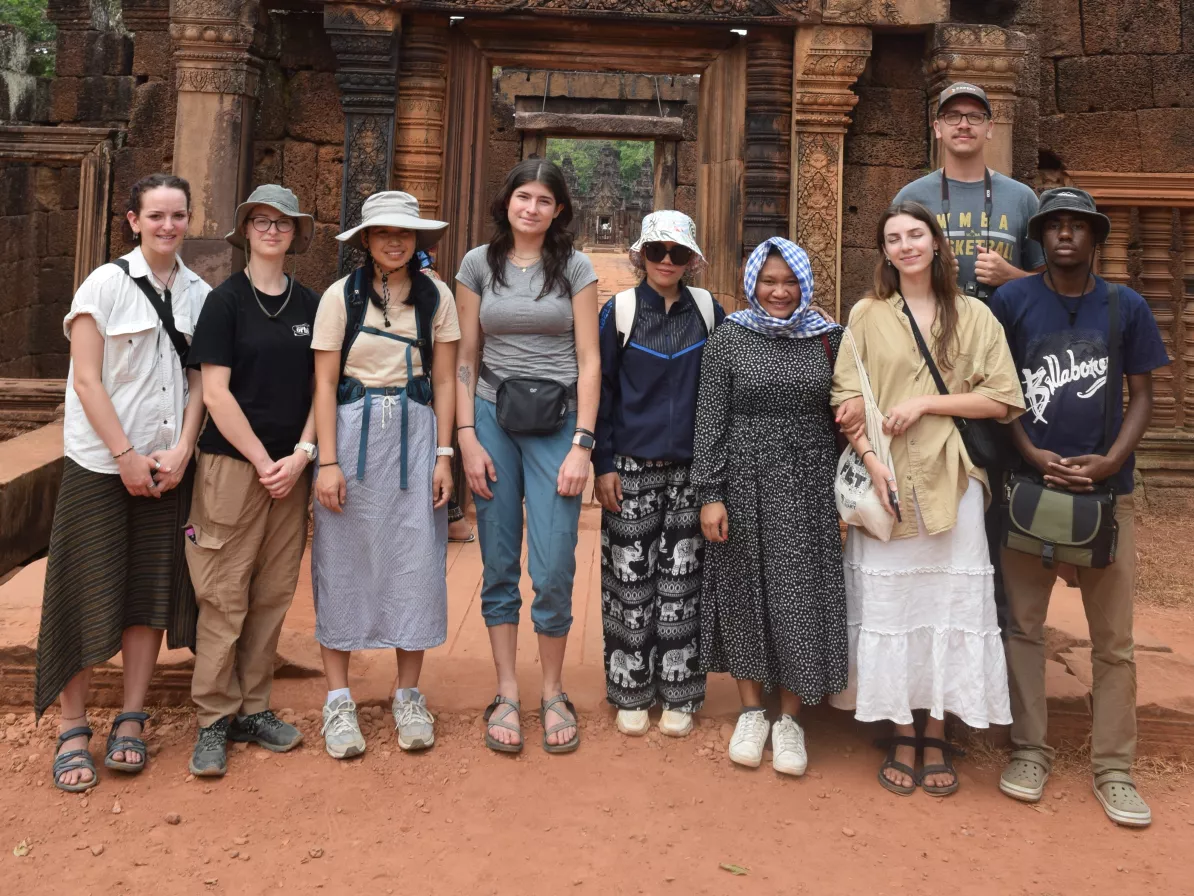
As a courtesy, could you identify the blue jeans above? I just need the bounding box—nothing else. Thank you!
[472,397,581,637]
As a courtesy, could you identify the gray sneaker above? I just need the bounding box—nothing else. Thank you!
[189,717,230,777]
[321,696,366,759]
[228,710,303,752]
[392,693,435,751]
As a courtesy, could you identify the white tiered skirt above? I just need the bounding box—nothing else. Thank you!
[830,478,1011,728]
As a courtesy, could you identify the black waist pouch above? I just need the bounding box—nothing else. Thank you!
[483,365,574,435]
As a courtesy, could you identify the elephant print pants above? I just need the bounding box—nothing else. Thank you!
[601,456,706,711]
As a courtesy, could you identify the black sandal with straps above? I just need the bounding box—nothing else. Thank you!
[104,711,150,773]
[876,735,919,796]
[53,724,98,793]
[918,737,964,796]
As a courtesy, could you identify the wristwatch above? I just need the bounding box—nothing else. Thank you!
[572,432,595,450]
[436,446,455,458]
[295,441,317,462]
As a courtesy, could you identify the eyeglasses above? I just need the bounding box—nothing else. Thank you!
[938,110,990,126]
[642,242,694,266]
[249,216,295,233]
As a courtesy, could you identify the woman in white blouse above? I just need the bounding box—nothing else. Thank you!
[34,173,211,792]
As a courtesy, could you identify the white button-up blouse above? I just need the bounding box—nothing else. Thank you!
[62,247,211,474]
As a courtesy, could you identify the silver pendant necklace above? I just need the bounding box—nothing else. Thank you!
[247,268,294,320]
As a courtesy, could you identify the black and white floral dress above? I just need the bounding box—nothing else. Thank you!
[691,321,848,700]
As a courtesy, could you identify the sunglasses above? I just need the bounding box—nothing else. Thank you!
[642,242,694,266]
[249,216,295,233]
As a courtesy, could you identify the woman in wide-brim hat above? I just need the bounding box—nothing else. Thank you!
[184,184,322,777]
[309,191,461,760]
[594,210,723,740]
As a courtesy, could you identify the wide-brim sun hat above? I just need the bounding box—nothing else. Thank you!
[336,190,448,252]
[1027,187,1112,244]
[629,210,707,273]
[226,184,314,255]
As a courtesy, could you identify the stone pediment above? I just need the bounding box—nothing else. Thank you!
[385,0,816,23]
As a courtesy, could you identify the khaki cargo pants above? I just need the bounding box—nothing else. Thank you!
[1002,494,1137,777]
[185,451,311,727]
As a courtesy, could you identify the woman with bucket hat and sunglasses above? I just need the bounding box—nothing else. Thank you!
[310,191,459,759]
[185,185,320,776]
[594,211,724,738]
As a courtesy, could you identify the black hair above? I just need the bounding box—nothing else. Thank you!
[360,228,422,312]
[486,159,576,300]
[121,173,191,243]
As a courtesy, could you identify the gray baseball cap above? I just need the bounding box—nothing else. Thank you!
[226,184,314,254]
[1027,187,1112,244]
[937,81,992,116]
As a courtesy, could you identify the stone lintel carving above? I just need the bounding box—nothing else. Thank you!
[385,0,814,23]
[326,3,401,273]
[822,0,948,26]
[1066,172,1194,208]
[514,112,686,140]
[0,125,121,290]
[790,25,871,318]
[170,0,266,97]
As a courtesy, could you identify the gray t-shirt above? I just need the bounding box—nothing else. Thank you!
[894,170,1044,294]
[456,245,598,406]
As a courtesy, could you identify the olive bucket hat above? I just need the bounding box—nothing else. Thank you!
[226,184,315,254]
[336,191,449,252]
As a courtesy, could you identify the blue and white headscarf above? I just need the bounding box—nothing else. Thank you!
[727,237,840,339]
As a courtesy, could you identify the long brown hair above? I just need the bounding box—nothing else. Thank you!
[486,159,576,300]
[872,200,961,369]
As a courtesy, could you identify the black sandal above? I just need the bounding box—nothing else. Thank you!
[53,725,98,793]
[918,737,964,796]
[876,735,919,796]
[104,711,150,773]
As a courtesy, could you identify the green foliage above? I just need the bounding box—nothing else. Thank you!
[546,138,654,197]
[0,0,55,44]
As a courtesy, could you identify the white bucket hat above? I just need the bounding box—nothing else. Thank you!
[629,210,707,273]
[336,190,448,251]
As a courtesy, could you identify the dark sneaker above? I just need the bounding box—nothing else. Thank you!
[190,717,230,777]
[228,710,303,753]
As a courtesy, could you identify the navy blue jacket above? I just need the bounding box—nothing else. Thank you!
[594,281,726,476]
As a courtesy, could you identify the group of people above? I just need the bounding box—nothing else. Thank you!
[34,82,1167,830]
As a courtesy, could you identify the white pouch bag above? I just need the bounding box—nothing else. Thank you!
[834,328,896,542]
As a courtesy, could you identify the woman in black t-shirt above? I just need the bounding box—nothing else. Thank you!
[183,184,321,778]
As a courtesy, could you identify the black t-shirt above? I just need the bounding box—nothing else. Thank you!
[188,271,320,462]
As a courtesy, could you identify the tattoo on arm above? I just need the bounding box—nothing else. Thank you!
[458,365,473,389]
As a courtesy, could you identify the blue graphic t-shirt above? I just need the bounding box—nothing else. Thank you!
[988,274,1170,493]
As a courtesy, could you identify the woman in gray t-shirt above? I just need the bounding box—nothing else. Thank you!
[455,159,599,756]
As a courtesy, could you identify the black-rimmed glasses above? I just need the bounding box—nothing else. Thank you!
[938,110,990,126]
[249,216,295,233]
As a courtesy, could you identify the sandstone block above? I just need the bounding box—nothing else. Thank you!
[254,64,288,142]
[1151,55,1194,107]
[675,185,696,219]
[32,352,69,379]
[316,145,343,225]
[0,557,46,665]
[293,224,340,294]
[286,72,344,145]
[1039,59,1058,118]
[681,105,697,142]
[840,246,876,321]
[842,165,919,249]
[864,33,928,87]
[281,140,319,215]
[131,30,171,79]
[77,76,136,123]
[1038,112,1142,172]
[112,147,172,218]
[1187,0,1194,53]
[1082,0,1181,55]
[851,87,926,137]
[252,142,283,190]
[845,134,928,170]
[1038,0,1083,57]
[490,100,518,143]
[49,77,81,123]
[1056,55,1153,113]
[59,166,81,211]
[55,30,133,79]
[1013,97,1039,183]
[278,11,335,71]
[1138,108,1194,171]
[34,167,61,213]
[0,427,63,576]
[676,140,698,187]
[47,210,78,257]
[128,81,176,153]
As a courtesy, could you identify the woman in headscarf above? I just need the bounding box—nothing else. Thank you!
[691,237,847,777]
[594,210,724,739]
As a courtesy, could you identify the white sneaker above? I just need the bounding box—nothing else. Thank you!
[728,710,769,768]
[771,715,808,777]
[321,696,366,759]
[616,709,649,737]
[658,709,693,738]
[392,693,435,751]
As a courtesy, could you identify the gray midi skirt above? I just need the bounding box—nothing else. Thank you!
[311,395,448,651]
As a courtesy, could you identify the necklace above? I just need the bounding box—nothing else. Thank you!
[510,251,542,273]
[373,272,411,328]
[247,268,294,320]
[148,261,179,293]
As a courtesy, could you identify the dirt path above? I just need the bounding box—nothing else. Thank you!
[3,700,1191,895]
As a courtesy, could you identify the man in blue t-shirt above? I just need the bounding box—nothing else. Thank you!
[988,188,1170,829]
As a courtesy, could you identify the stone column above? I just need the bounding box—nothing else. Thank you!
[926,24,1028,178]
[743,29,794,252]
[169,0,265,284]
[394,16,449,221]
[790,25,871,320]
[325,2,400,274]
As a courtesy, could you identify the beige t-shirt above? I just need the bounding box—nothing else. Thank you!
[311,275,460,388]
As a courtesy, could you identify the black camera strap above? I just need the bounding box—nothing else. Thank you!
[940,166,993,254]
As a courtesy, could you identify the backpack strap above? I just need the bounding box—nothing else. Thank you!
[338,266,369,382]
[410,269,440,376]
[112,258,190,367]
[614,287,637,349]
[687,287,716,336]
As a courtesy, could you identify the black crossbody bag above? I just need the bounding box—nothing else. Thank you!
[1001,285,1122,569]
[481,364,576,435]
[900,299,1008,468]
[113,259,190,367]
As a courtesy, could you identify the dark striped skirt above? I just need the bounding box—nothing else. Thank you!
[33,458,197,720]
